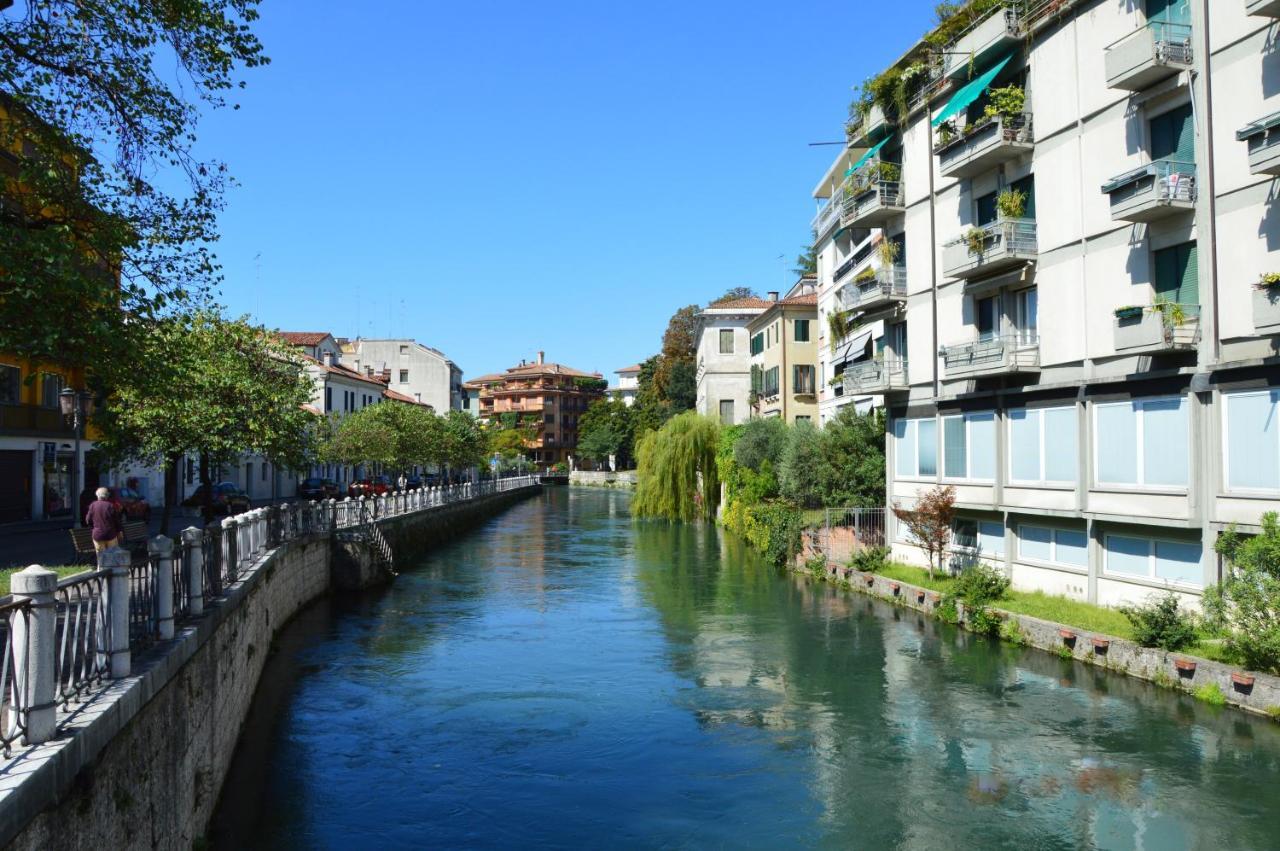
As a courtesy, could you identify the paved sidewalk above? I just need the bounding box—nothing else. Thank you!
[0,510,206,569]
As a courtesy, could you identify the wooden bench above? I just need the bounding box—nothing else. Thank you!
[68,527,98,565]
[68,521,152,566]
[121,521,150,553]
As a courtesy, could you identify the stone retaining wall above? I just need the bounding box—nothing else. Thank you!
[568,470,636,489]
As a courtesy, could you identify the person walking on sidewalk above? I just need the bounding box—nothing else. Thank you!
[85,487,122,552]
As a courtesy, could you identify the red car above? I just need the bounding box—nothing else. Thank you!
[109,486,152,521]
[347,476,392,499]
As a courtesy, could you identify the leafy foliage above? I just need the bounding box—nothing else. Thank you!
[952,564,1010,607]
[778,419,824,508]
[817,407,885,508]
[322,399,445,472]
[892,485,956,577]
[710,287,759,305]
[577,398,635,468]
[722,499,803,567]
[792,237,818,278]
[1206,514,1280,672]
[1121,593,1199,652]
[632,412,720,523]
[732,417,788,472]
[849,546,889,573]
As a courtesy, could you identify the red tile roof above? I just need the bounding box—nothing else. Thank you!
[300,354,388,387]
[506,362,602,379]
[706,297,772,310]
[779,294,818,306]
[615,364,644,374]
[383,387,432,408]
[277,331,333,346]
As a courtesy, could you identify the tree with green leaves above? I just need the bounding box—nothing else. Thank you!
[817,407,886,507]
[93,311,314,531]
[710,287,759,305]
[577,398,634,469]
[322,401,444,475]
[441,410,487,473]
[0,0,269,368]
[1205,513,1280,673]
[779,419,825,508]
[632,412,720,523]
[792,233,818,278]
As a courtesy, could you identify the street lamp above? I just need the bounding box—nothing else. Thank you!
[59,388,95,523]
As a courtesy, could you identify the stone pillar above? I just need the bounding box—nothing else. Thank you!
[222,515,238,581]
[278,502,290,542]
[101,547,131,679]
[149,535,175,640]
[181,526,204,616]
[11,566,57,745]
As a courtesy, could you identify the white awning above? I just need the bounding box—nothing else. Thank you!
[834,327,874,367]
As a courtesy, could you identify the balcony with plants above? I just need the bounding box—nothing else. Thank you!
[1112,301,1200,354]
[845,58,944,145]
[1104,20,1193,91]
[1237,111,1280,177]
[933,85,1032,179]
[942,189,1037,280]
[1254,273,1280,334]
[840,160,905,229]
[837,239,906,316]
[1102,159,1196,223]
[937,1,1024,80]
[1247,0,1280,18]
[840,357,909,396]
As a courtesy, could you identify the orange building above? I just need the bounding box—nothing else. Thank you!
[465,352,606,466]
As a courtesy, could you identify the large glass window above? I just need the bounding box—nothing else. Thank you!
[1094,397,1188,488]
[719,399,735,424]
[894,417,936,479]
[763,367,779,397]
[1224,390,1280,493]
[1019,524,1089,567]
[943,412,996,482]
[1104,534,1202,587]
[40,373,63,408]
[1008,406,1076,485]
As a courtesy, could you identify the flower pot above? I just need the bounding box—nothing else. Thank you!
[889,582,901,594]
[1231,672,1256,690]
[1091,638,1110,652]
[1174,658,1197,676]
[916,590,926,603]
[1059,629,1077,644]
[864,574,875,587]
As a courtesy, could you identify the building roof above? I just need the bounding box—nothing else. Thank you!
[300,354,388,388]
[779,293,818,306]
[383,387,432,408]
[506,361,602,379]
[277,331,334,347]
[301,403,324,416]
[615,364,644,374]
[706,297,773,310]
[462,372,506,389]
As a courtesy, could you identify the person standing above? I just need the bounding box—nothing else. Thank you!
[397,473,407,492]
[85,486,122,552]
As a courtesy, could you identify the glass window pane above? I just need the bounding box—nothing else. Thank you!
[978,521,1005,556]
[944,416,967,478]
[1106,536,1151,576]
[1142,398,1188,486]
[1154,540,1202,585]
[1096,403,1137,485]
[1054,529,1088,566]
[969,413,996,480]
[895,419,916,478]
[1226,392,1280,492]
[1020,525,1052,561]
[918,418,937,477]
[953,520,977,549]
[1043,407,1077,483]
[1009,409,1041,482]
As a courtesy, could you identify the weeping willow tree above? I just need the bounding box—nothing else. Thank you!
[632,411,721,523]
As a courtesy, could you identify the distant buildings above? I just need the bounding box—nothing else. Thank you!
[343,338,464,413]
[694,297,770,425]
[746,280,818,424]
[610,364,642,407]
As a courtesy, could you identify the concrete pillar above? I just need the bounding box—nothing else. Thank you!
[222,515,237,580]
[11,566,57,745]
[149,535,174,641]
[277,503,290,542]
[101,547,131,679]
[181,527,204,616]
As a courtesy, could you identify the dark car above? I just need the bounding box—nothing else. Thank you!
[182,482,252,516]
[108,486,152,522]
[404,474,423,489]
[297,477,340,500]
[347,476,392,499]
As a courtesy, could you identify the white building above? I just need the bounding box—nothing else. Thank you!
[695,297,770,425]
[344,338,464,413]
[610,364,642,407]
[826,0,1280,609]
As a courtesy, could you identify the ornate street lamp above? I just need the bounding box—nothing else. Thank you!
[59,388,95,523]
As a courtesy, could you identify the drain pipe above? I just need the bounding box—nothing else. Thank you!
[1198,0,1221,364]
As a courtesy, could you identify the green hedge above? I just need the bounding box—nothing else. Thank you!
[722,499,802,567]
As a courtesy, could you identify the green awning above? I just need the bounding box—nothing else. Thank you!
[931,54,1013,127]
[845,137,890,177]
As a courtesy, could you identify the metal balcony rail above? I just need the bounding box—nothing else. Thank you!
[841,358,908,392]
[1106,20,1193,65]
[934,112,1032,155]
[811,186,845,236]
[945,218,1038,256]
[1101,159,1196,202]
[941,333,1040,369]
[841,267,907,310]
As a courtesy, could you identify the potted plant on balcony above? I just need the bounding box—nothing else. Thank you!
[996,187,1026,220]
[1114,305,1144,321]
[876,237,901,270]
[983,85,1025,126]
[854,267,877,285]
[827,310,859,353]
[935,119,957,150]
[965,226,988,257]
[1151,296,1188,329]
[1256,272,1280,290]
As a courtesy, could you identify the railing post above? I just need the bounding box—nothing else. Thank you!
[182,527,205,616]
[101,547,131,679]
[222,516,238,583]
[11,566,57,745]
[149,535,175,641]
[277,503,290,542]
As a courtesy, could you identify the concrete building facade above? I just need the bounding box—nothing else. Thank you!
[344,338,464,413]
[746,281,819,424]
[695,298,769,425]
[610,364,642,407]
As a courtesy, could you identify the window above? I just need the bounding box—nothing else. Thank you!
[1223,390,1280,492]
[893,417,937,478]
[399,370,409,383]
[39,373,63,408]
[1153,241,1198,307]
[1105,534,1202,586]
[750,333,764,355]
[545,414,555,424]
[719,399,735,424]
[186,457,195,485]
[1149,102,1194,165]
[976,191,998,226]
[0,365,18,405]
[718,329,735,354]
[262,463,268,481]
[794,320,810,343]
[1019,525,1088,567]
[943,412,996,481]
[795,415,811,423]
[763,367,780,397]
[325,386,333,412]
[1008,406,1076,485]
[1011,288,1037,344]
[1094,396,1188,488]
[976,295,999,341]
[954,519,1004,557]
[793,365,815,395]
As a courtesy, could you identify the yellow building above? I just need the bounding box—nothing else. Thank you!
[747,279,819,424]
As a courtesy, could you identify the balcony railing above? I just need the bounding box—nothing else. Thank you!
[841,167,905,229]
[1102,160,1196,222]
[1247,0,1280,17]
[833,238,877,283]
[1104,21,1193,91]
[840,359,909,395]
[934,113,1033,179]
[838,266,907,314]
[942,219,1037,280]
[1113,304,1200,353]
[811,186,846,238]
[0,404,70,435]
[1237,111,1280,177]
[940,3,1024,80]
[941,334,1041,379]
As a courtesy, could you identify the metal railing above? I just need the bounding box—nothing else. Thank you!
[53,570,110,709]
[945,218,1038,258]
[0,599,32,756]
[1102,159,1196,204]
[840,358,909,394]
[941,333,1040,372]
[935,112,1033,156]
[840,266,907,312]
[811,187,845,237]
[819,507,887,562]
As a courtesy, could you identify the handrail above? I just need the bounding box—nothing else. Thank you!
[944,218,1038,255]
[1101,159,1196,202]
[935,112,1032,155]
[1104,19,1192,53]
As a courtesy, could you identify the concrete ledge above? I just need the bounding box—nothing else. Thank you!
[568,471,636,489]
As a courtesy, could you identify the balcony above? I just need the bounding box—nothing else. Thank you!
[942,219,1037,280]
[1237,112,1280,176]
[941,335,1040,379]
[1113,304,1200,353]
[1255,284,1280,334]
[840,165,905,229]
[1104,22,1193,91]
[0,404,70,436]
[934,113,1033,179]
[838,265,907,315]
[1247,0,1280,16]
[941,4,1024,80]
[811,186,846,239]
[846,104,888,146]
[1102,160,1196,223]
[840,359,909,396]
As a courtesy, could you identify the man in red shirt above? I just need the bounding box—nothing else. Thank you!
[84,487,122,552]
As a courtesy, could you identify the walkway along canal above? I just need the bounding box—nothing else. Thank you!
[213,488,1280,849]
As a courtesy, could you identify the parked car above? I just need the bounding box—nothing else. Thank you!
[404,474,423,489]
[347,476,392,499]
[297,477,340,500]
[108,486,151,522]
[181,482,252,516]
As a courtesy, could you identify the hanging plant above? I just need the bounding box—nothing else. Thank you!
[1114,306,1144,320]
[1257,272,1280,290]
[996,187,1026,220]
[827,310,859,352]
[965,227,987,256]
[1152,297,1187,329]
[876,237,901,269]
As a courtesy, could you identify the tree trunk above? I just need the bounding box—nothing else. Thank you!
[199,451,214,526]
[160,452,179,537]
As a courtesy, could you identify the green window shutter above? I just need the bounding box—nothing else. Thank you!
[1179,242,1199,306]
[1154,242,1198,305]
[1150,104,1193,164]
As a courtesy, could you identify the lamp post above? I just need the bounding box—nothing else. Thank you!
[59,388,94,524]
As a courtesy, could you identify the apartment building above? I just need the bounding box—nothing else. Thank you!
[695,298,770,424]
[818,0,1280,608]
[746,280,819,423]
[610,364,642,407]
[344,338,464,413]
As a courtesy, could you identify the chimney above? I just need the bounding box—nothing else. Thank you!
[767,291,779,302]
[365,365,374,377]
[322,351,333,367]
[537,351,545,365]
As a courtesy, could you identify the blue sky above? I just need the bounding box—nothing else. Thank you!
[199,0,938,379]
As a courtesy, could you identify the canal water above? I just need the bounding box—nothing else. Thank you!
[212,488,1280,849]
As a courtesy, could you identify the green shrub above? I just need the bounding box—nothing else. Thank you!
[732,417,788,472]
[1120,593,1198,651]
[778,420,825,508]
[953,564,1010,607]
[998,619,1026,646]
[723,499,803,567]
[849,546,889,574]
[1206,513,1280,674]
[1193,682,1226,706]
[804,552,828,577]
[967,606,1003,637]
